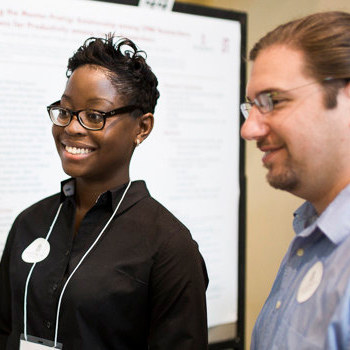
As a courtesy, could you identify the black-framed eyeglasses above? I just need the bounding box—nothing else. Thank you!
[47,101,144,131]
[240,80,329,119]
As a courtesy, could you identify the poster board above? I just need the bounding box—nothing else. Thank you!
[0,1,246,348]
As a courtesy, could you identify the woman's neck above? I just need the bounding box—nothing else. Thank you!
[74,175,130,211]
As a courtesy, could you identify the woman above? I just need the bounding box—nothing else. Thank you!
[0,36,208,349]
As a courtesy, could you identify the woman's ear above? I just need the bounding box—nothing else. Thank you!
[134,113,154,146]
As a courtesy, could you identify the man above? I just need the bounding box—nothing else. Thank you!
[241,12,350,349]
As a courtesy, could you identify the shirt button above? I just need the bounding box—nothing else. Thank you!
[275,301,282,309]
[296,248,304,257]
[52,283,58,292]
[46,321,51,329]
[65,250,70,256]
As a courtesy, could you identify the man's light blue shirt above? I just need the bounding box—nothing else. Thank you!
[251,184,350,350]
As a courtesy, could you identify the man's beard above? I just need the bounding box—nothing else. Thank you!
[265,162,299,192]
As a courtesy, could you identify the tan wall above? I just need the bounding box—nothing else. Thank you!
[176,0,350,349]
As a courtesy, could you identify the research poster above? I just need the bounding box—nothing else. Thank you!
[0,0,242,331]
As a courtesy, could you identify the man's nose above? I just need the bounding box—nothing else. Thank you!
[240,107,270,141]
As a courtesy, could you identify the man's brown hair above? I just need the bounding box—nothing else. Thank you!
[250,11,350,108]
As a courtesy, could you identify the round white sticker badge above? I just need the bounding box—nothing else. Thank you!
[21,238,50,263]
[297,261,323,303]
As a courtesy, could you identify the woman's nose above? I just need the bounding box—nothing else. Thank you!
[240,107,270,141]
[64,115,86,135]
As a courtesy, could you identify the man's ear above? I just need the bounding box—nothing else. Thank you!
[344,81,350,99]
[134,113,154,146]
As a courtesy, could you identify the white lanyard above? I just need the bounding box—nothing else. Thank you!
[23,180,131,348]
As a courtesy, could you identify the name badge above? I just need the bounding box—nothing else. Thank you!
[22,238,50,263]
[297,261,323,303]
[20,334,63,349]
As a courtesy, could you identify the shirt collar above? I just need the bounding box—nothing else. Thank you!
[60,178,150,214]
[293,184,350,245]
[60,178,75,201]
[110,180,150,213]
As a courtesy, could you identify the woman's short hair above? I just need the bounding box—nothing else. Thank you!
[67,35,160,115]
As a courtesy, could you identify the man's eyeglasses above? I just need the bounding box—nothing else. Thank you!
[240,92,277,119]
[47,101,143,131]
[240,80,329,119]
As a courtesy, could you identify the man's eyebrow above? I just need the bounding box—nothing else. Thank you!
[246,90,273,102]
[247,88,286,101]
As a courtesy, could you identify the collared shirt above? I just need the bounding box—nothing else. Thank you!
[251,184,350,350]
[0,180,208,349]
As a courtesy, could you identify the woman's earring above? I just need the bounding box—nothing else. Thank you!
[135,139,141,147]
